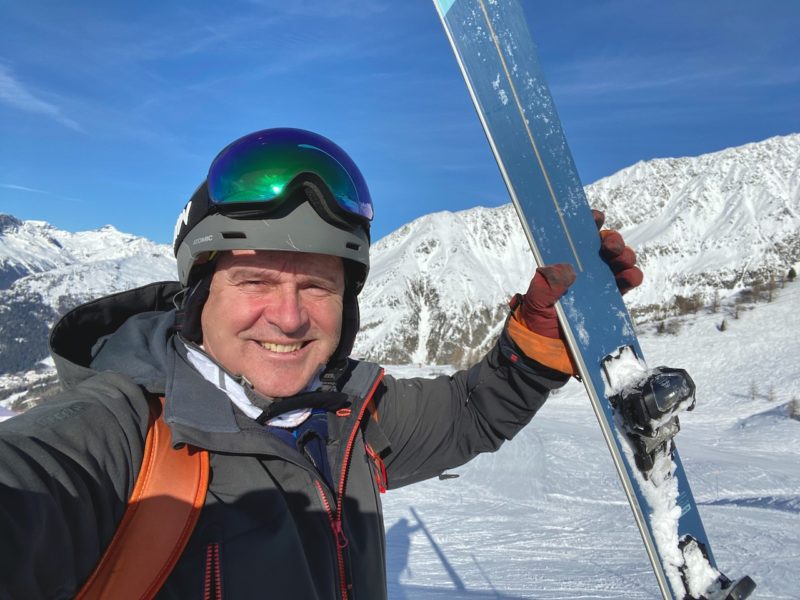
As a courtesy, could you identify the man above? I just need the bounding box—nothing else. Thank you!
[0,128,642,598]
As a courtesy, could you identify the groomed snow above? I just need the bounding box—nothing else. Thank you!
[381,280,800,599]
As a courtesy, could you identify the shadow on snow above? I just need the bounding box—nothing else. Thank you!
[386,507,532,600]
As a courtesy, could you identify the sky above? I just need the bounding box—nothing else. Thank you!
[1,0,798,245]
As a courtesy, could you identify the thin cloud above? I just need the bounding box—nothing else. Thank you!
[550,53,800,100]
[0,64,83,132]
[248,0,389,19]
[99,14,283,63]
[1,183,50,193]
[1,183,84,204]
[551,56,722,96]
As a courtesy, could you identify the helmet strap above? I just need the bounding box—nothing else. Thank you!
[319,285,360,391]
[175,263,215,343]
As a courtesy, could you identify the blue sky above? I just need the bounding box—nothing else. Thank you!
[1,0,798,245]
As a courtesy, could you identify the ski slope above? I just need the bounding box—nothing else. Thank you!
[381,280,800,599]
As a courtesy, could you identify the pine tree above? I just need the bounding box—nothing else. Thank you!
[789,397,800,420]
[766,385,776,403]
[766,276,777,302]
[710,290,720,313]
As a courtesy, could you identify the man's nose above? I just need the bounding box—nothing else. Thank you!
[266,287,308,334]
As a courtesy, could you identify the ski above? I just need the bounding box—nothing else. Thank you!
[431,1,755,598]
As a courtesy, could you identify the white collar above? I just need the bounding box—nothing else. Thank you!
[184,344,319,429]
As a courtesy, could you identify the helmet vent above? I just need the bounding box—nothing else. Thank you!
[346,242,360,251]
[222,231,247,239]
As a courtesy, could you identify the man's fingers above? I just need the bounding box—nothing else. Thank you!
[597,227,643,294]
[518,263,576,339]
[592,209,605,231]
[599,230,625,258]
[607,246,637,272]
[616,267,644,295]
[537,263,577,296]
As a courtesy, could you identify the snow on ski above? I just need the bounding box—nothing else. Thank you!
[431,0,755,598]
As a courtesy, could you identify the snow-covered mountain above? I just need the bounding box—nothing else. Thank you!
[1,133,798,395]
[355,206,533,365]
[587,134,800,308]
[354,134,800,363]
[0,215,175,374]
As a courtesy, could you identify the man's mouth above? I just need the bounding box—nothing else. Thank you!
[260,341,305,353]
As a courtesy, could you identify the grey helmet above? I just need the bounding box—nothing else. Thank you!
[172,128,373,363]
[173,128,371,291]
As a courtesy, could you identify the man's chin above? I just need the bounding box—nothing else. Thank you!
[251,382,305,399]
[247,368,320,399]
[236,347,323,397]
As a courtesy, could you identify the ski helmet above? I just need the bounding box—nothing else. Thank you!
[174,128,372,290]
[172,128,373,361]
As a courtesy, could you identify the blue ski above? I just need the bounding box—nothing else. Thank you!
[432,1,755,598]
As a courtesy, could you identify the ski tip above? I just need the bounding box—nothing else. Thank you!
[722,575,756,600]
[434,0,457,16]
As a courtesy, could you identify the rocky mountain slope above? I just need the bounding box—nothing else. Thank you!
[353,134,800,363]
[1,134,798,407]
[587,134,800,308]
[0,215,175,375]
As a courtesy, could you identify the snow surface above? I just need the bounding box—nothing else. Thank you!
[602,346,649,397]
[380,280,800,599]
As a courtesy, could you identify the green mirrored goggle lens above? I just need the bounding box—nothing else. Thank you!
[207,128,373,221]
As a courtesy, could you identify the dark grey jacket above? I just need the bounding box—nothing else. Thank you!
[0,282,567,599]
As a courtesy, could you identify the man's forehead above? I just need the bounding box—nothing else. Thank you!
[217,250,344,276]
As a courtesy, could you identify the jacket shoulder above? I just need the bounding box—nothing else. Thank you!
[0,372,152,598]
[1,371,151,481]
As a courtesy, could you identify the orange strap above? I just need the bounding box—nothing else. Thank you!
[76,397,209,600]
[506,309,577,375]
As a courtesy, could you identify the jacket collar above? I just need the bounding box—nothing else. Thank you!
[163,336,383,459]
[49,281,182,392]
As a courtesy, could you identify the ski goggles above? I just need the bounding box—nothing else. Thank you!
[206,128,373,222]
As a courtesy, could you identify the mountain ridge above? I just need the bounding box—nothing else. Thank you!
[355,133,800,363]
[1,133,798,402]
[0,219,175,375]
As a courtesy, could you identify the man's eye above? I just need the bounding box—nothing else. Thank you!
[305,283,332,294]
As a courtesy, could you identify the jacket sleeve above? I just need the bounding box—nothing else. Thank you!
[372,330,570,489]
[0,373,149,599]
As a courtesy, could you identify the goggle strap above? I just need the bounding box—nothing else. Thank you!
[297,179,365,234]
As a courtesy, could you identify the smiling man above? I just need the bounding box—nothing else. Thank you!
[200,250,346,398]
[0,128,642,599]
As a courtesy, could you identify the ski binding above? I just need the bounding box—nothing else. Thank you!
[679,537,757,600]
[602,346,696,477]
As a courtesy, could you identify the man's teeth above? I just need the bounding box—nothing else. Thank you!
[260,342,303,353]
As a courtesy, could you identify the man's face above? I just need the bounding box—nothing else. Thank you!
[200,250,345,398]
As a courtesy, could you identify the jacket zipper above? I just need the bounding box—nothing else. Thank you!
[314,369,385,600]
[204,542,222,600]
[314,480,349,600]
